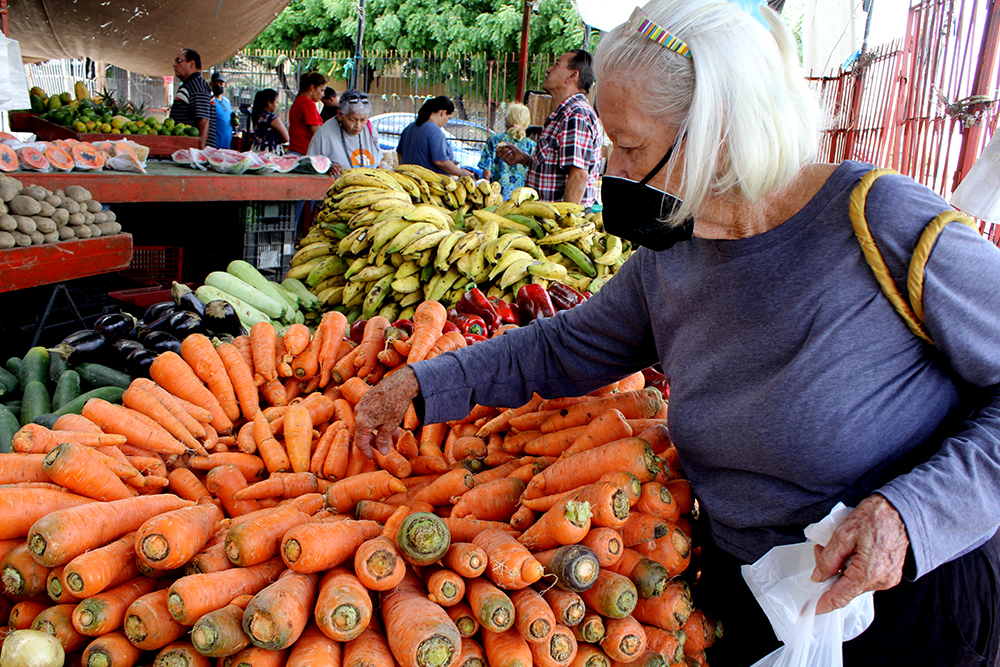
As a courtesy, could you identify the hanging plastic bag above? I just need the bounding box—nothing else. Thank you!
[742,503,876,667]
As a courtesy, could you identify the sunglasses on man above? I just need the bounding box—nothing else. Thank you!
[343,93,370,104]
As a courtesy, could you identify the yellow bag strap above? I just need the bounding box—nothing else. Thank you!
[849,168,977,346]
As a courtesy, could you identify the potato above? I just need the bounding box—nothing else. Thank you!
[9,195,41,216]
[104,210,116,222]
[42,230,60,243]
[0,174,23,190]
[57,225,75,240]
[44,194,62,208]
[37,201,56,217]
[0,214,15,232]
[64,185,92,203]
[86,200,103,214]
[28,230,44,245]
[86,223,102,238]
[96,221,121,236]
[0,201,7,216]
[73,223,92,238]
[33,217,56,234]
[14,216,36,234]
[0,183,17,203]
[61,199,81,214]
[0,230,13,248]
[92,212,107,224]
[21,185,48,201]
[11,230,31,246]
[83,211,95,224]
[68,212,86,226]
[54,189,64,198]
[51,209,69,226]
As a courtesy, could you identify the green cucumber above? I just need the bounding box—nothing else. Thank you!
[53,386,125,417]
[75,363,132,390]
[228,260,296,319]
[280,277,320,311]
[204,271,285,319]
[0,405,18,453]
[20,380,51,426]
[195,285,271,328]
[5,357,21,375]
[18,347,49,390]
[4,399,21,409]
[48,351,68,384]
[32,414,59,429]
[52,370,82,411]
[0,367,17,396]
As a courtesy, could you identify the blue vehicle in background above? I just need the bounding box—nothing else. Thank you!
[370,113,489,177]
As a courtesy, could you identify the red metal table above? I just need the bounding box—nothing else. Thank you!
[0,234,133,293]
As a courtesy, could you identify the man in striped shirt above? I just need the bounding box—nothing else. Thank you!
[170,48,215,149]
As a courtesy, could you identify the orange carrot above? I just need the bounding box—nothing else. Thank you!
[275,335,293,378]
[681,609,722,654]
[448,602,480,638]
[46,566,75,604]
[529,623,577,667]
[189,452,268,482]
[148,351,234,434]
[518,497,592,551]
[260,377,289,407]
[511,587,556,643]
[131,378,208,438]
[373,445,413,479]
[314,566,372,642]
[541,389,663,433]
[310,424,338,476]
[632,524,691,579]
[664,479,693,515]
[229,646,289,667]
[205,464,262,518]
[41,441,134,501]
[167,468,211,503]
[82,630,143,667]
[633,482,680,522]
[165,557,285,625]
[457,637,485,667]
[406,300,447,364]
[425,330,467,359]
[381,569,462,666]
[123,384,204,454]
[250,321,278,385]
[9,600,50,630]
[579,528,624,568]
[600,616,646,663]
[318,311,349,388]
[621,512,669,547]
[322,425,351,481]
[62,530,140,598]
[72,576,160,637]
[441,517,518,542]
[253,412,291,473]
[182,333,241,422]
[80,399,186,456]
[477,394,544,439]
[540,587,586,627]
[523,438,658,500]
[574,644,611,667]
[2,541,50,597]
[338,376,373,406]
[287,621,342,667]
[641,625,684,663]
[342,625,392,667]
[631,579,694,632]
[423,564,466,606]
[217,341,262,420]
[283,323,311,357]
[572,612,605,644]
[579,570,638,620]
[124,588,187,651]
[509,506,536,533]
[561,409,633,459]
[451,476,525,522]
[184,524,233,575]
[242,569,318,650]
[442,542,488,578]
[283,404,314,474]
[353,316,391,379]
[224,504,310,567]
[411,468,474,506]
[452,435,487,461]
[483,627,533,667]
[331,346,362,385]
[473,529,544,590]
[154,642,213,667]
[31,603,87,653]
[134,501,224,572]
[0,487,94,540]
[27,494,191,568]
[325,470,406,512]
[281,519,382,573]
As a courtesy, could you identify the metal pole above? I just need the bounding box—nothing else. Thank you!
[516,0,531,103]
[953,0,1000,190]
[582,24,591,51]
[352,0,366,91]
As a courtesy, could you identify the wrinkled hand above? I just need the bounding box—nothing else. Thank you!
[330,163,344,177]
[352,366,420,459]
[497,144,530,166]
[812,494,909,615]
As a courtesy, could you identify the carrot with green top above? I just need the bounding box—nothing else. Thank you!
[242,569,319,650]
[63,530,140,598]
[632,524,691,578]
[579,570,637,620]
[600,616,645,663]
[217,341,262,420]
[205,464,261,518]
[381,568,462,667]
[325,470,406,512]
[46,566,76,603]
[153,642,213,667]
[572,613,605,644]
[518,497,592,552]
[124,588,187,651]
[32,603,88,652]
[465,576,515,632]
[189,594,253,657]
[541,389,662,433]
[448,602,479,638]
[393,511,451,568]
[225,504,310,567]
[81,630,143,667]
[638,625,684,663]
[166,557,285,625]
[2,541,50,597]
[281,519,382,573]
[314,566,372,642]
[530,624,577,667]
[149,351,234,435]
[511,587,556,644]
[482,627,532,667]
[72,576,160,636]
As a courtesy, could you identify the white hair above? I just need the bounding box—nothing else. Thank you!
[594,0,821,226]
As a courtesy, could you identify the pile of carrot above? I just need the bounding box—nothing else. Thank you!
[0,301,723,667]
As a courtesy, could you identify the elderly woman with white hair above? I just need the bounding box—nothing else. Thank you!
[307,89,387,176]
[351,1,1000,664]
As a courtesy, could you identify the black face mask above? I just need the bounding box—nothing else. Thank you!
[601,144,694,252]
[212,84,225,96]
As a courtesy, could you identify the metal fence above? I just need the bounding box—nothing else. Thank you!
[23,60,170,115]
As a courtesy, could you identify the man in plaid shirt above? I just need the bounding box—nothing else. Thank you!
[498,50,602,206]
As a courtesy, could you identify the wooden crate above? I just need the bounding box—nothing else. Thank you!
[27,116,199,158]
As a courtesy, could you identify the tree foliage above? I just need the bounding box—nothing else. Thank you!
[253,0,593,58]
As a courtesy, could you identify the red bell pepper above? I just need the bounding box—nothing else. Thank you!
[349,319,368,345]
[488,296,520,326]
[548,282,589,311]
[449,313,488,337]
[456,288,501,331]
[463,333,487,345]
[442,320,462,335]
[516,284,557,323]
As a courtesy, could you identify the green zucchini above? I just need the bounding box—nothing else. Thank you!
[31,414,59,429]
[20,380,52,426]
[75,363,132,390]
[4,399,21,409]
[52,370,82,411]
[0,405,18,452]
[53,386,125,417]
[18,347,50,391]
[48,351,68,384]
[0,367,17,395]
[5,357,21,375]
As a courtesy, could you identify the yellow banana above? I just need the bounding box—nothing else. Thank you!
[285,259,322,282]
[401,229,452,257]
[403,204,453,230]
[394,260,421,280]
[510,186,539,206]
[488,249,534,280]
[448,229,488,263]
[338,226,369,255]
[317,285,345,307]
[500,257,539,289]
[399,290,424,308]
[369,218,411,257]
[390,274,422,294]
[369,195,415,211]
[385,222,440,255]
[514,201,560,220]
[435,231,465,272]
[290,242,332,267]
[526,261,568,281]
[538,221,596,246]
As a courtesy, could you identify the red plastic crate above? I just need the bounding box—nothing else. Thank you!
[108,283,194,308]
[120,246,183,286]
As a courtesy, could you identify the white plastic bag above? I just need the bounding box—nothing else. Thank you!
[742,503,876,667]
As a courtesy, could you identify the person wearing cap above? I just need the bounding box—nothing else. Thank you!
[320,87,340,123]
[210,71,233,150]
[170,48,215,149]
[307,89,388,177]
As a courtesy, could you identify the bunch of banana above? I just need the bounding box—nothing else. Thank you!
[292,172,633,324]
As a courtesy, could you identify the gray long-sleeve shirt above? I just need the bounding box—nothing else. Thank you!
[412,161,1000,578]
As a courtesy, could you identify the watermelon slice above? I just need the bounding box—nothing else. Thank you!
[45,145,74,172]
[269,155,301,173]
[17,146,50,172]
[244,152,276,175]
[208,150,252,175]
[0,144,18,172]
[172,149,193,165]
[71,143,105,171]
[295,155,332,174]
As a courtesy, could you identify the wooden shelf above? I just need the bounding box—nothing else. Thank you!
[0,234,133,293]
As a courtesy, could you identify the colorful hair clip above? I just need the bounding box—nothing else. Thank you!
[628,6,692,59]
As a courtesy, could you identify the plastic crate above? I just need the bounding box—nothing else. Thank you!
[121,246,184,286]
[243,201,296,281]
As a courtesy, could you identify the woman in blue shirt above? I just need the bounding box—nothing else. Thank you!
[398,96,472,177]
[478,103,536,199]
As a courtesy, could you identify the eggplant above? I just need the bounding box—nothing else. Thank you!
[172,282,205,317]
[166,310,204,338]
[140,330,182,355]
[143,301,177,324]
[50,329,107,366]
[203,300,245,337]
[112,339,145,359]
[94,313,138,341]
[125,348,158,378]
